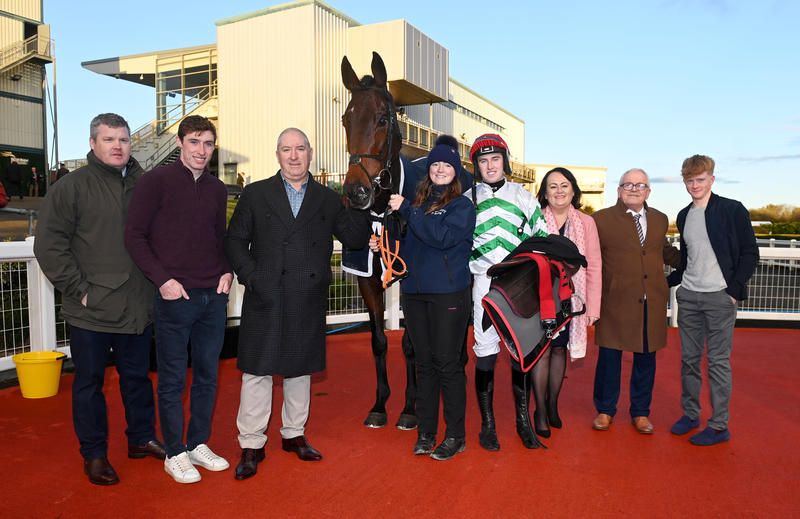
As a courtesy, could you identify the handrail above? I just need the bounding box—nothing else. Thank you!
[140,96,218,169]
[155,82,217,133]
[0,34,53,72]
[0,208,37,236]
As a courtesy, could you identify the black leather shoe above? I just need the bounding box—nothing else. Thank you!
[413,433,436,455]
[281,436,322,461]
[430,437,465,461]
[234,447,265,480]
[127,439,167,460]
[84,457,120,485]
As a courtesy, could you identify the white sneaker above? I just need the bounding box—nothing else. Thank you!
[188,444,230,471]
[164,452,201,484]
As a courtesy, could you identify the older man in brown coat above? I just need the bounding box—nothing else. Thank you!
[591,168,680,434]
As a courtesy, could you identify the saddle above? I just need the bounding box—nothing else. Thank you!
[481,235,587,372]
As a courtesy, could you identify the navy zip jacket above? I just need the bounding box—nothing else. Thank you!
[667,192,759,300]
[398,189,476,295]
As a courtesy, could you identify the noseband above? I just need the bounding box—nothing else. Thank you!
[347,88,399,194]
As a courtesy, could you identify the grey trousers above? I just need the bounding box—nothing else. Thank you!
[236,373,311,449]
[676,287,737,430]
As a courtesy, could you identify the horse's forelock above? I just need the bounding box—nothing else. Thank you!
[358,75,376,89]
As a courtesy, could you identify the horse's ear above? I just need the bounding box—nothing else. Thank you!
[341,56,360,92]
[371,51,387,88]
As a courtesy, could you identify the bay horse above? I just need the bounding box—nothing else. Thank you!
[340,52,418,430]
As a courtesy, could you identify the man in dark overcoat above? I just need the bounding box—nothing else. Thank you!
[224,127,369,480]
[591,168,680,434]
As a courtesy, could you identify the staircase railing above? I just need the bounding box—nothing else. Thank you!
[156,81,217,134]
[0,34,53,74]
[136,96,218,170]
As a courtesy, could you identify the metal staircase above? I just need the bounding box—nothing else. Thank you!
[0,33,53,75]
[130,95,218,170]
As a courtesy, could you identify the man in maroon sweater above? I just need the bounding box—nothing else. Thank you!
[125,115,233,484]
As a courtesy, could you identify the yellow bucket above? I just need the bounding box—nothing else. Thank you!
[12,351,67,399]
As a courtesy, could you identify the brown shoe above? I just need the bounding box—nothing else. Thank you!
[281,436,322,461]
[632,416,654,434]
[84,457,120,486]
[592,413,613,431]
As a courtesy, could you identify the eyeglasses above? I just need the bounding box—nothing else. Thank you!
[620,182,649,191]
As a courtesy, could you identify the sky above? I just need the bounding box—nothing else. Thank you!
[42,0,799,218]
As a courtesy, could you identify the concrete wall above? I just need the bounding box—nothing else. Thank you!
[0,0,41,21]
[218,3,351,183]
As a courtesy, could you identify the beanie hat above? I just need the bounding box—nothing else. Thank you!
[469,133,512,175]
[426,135,462,172]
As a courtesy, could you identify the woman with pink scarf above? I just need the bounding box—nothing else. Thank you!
[531,167,602,437]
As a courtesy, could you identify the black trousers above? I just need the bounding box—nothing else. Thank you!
[402,288,470,438]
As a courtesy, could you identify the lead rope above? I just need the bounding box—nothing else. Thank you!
[372,228,407,289]
[373,210,408,289]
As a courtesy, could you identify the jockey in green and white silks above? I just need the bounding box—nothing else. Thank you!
[465,133,549,452]
[465,148,548,358]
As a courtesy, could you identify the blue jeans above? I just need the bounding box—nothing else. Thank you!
[69,324,156,459]
[155,288,228,457]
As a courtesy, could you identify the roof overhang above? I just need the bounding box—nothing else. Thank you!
[81,44,216,88]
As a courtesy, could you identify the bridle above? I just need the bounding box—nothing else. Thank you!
[346,87,399,195]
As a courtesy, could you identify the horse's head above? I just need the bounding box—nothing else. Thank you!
[341,52,402,211]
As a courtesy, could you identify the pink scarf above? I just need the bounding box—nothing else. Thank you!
[543,205,588,359]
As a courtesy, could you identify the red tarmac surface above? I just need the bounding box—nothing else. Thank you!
[1,327,798,518]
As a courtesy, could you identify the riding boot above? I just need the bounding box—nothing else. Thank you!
[475,368,500,451]
[511,368,545,449]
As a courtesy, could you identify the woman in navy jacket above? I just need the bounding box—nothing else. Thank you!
[374,138,476,460]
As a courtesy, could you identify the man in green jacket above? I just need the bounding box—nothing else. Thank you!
[34,113,164,486]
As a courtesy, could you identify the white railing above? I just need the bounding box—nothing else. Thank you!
[0,238,402,371]
[0,238,58,371]
[1,240,795,371]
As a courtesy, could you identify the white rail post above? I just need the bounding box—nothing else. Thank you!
[669,286,679,327]
[228,278,244,321]
[25,238,57,351]
[385,282,401,330]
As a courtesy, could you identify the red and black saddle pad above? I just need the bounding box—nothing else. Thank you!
[481,251,583,372]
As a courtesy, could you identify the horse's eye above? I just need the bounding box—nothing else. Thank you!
[378,116,388,126]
